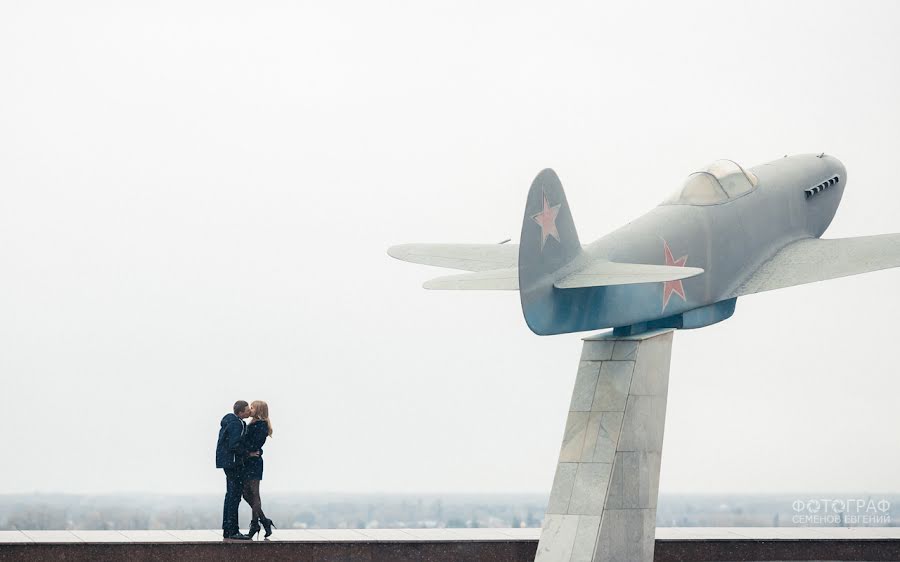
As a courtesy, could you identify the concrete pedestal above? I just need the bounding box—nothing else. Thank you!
[535,329,674,562]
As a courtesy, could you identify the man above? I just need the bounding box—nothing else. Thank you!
[216,400,253,540]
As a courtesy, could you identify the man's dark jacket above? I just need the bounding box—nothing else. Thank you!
[215,413,247,469]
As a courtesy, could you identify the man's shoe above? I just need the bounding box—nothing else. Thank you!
[225,532,251,541]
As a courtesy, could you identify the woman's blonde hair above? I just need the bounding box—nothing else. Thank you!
[250,400,273,437]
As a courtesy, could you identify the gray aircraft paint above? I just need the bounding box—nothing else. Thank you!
[519,154,844,334]
[391,153,900,336]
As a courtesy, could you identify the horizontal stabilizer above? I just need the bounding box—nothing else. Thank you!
[424,268,519,290]
[387,243,518,272]
[731,234,900,297]
[555,260,704,289]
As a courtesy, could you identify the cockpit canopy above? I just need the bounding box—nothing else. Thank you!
[662,160,759,206]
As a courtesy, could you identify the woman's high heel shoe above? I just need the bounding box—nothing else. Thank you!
[261,517,276,538]
[248,521,261,540]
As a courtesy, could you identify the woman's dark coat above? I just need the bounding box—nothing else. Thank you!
[241,420,269,481]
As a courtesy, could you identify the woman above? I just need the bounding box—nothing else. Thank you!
[242,400,275,539]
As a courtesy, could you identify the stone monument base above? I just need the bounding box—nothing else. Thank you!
[535,329,674,562]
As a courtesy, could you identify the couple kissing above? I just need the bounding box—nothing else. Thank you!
[215,399,275,540]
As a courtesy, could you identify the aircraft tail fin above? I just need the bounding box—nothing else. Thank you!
[387,168,707,334]
[518,168,582,280]
[518,169,583,333]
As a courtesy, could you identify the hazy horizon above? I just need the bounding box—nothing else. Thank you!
[3,492,896,530]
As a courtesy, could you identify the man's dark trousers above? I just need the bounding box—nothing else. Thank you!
[223,468,243,537]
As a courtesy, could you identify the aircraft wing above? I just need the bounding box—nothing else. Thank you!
[387,243,518,272]
[731,234,900,298]
[408,256,704,291]
[423,267,519,290]
[555,260,704,289]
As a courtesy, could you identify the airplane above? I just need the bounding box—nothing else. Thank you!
[388,154,900,336]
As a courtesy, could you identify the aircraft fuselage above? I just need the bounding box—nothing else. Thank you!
[531,154,847,334]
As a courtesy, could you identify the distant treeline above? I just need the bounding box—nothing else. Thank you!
[0,493,547,531]
[1,493,897,530]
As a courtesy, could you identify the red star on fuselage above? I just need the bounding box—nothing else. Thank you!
[662,240,688,312]
[531,188,561,251]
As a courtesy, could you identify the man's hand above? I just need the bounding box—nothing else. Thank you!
[248,451,261,457]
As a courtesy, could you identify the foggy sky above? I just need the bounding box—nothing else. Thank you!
[2,1,899,496]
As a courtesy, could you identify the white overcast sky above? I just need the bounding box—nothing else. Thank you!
[2,1,899,496]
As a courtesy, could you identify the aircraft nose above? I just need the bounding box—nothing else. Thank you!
[820,154,847,183]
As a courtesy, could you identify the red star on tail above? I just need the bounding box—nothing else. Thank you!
[531,188,561,252]
[662,240,687,312]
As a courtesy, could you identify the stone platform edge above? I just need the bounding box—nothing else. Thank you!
[3,528,900,562]
[2,527,900,543]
